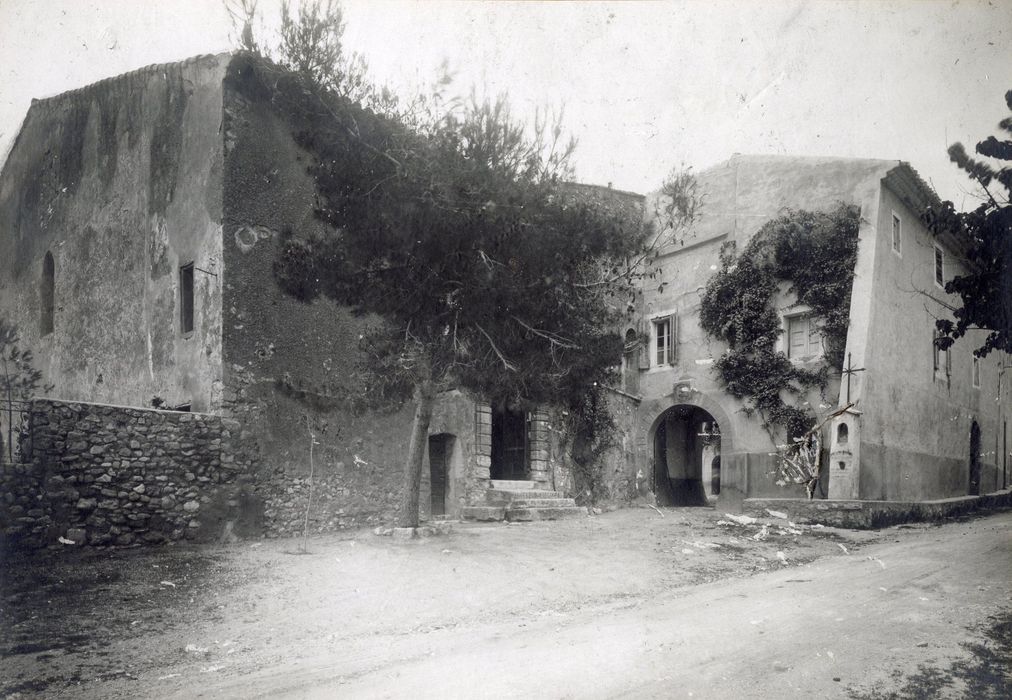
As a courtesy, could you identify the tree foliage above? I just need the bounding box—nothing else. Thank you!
[699,205,861,440]
[922,89,1012,357]
[228,1,697,523]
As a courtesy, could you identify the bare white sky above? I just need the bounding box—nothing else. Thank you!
[1,0,1009,207]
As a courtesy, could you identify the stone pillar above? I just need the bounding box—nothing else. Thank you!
[828,411,861,499]
[528,410,550,486]
[474,403,492,486]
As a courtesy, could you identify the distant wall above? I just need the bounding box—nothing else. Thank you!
[0,399,258,551]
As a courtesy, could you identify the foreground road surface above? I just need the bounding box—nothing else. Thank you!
[190,512,1010,700]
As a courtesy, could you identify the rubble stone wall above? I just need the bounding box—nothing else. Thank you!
[0,398,259,551]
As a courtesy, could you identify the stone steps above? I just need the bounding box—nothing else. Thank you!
[461,505,506,521]
[490,479,539,490]
[486,489,565,504]
[506,505,588,522]
[461,480,587,523]
[506,497,577,508]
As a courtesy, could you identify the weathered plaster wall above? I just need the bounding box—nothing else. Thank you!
[849,179,1008,500]
[218,58,447,529]
[0,55,228,411]
[0,398,257,551]
[633,155,878,504]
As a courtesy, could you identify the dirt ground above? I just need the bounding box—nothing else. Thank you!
[0,506,1002,699]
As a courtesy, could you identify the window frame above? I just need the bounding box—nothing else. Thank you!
[40,251,55,336]
[651,314,676,367]
[891,212,902,256]
[933,329,951,380]
[934,244,945,289]
[972,356,981,389]
[179,262,195,336]
[785,312,822,361]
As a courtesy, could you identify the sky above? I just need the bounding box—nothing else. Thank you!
[1,0,1010,208]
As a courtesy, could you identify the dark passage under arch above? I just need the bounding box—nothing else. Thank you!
[653,404,720,506]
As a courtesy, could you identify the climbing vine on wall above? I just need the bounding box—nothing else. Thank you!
[699,204,861,440]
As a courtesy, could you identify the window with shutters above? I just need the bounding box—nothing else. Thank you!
[786,313,821,360]
[652,315,676,367]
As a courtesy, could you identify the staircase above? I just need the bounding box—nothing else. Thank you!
[462,480,587,522]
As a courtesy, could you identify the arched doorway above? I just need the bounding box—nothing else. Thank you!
[653,404,721,506]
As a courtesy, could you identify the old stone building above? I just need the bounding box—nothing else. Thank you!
[0,53,604,538]
[2,55,1008,547]
[619,154,1010,508]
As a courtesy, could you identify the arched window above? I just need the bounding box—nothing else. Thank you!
[837,423,849,445]
[41,252,55,335]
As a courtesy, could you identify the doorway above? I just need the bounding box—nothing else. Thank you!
[491,406,528,480]
[969,420,981,496]
[653,405,720,506]
[428,434,453,516]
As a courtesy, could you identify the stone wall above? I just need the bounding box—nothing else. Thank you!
[0,399,259,551]
[743,490,1012,529]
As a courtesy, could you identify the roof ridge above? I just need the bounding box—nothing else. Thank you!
[28,52,233,111]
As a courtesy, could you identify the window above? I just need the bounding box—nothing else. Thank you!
[891,213,902,255]
[653,315,676,366]
[934,245,945,288]
[787,314,821,359]
[622,328,640,394]
[837,423,849,445]
[972,356,981,388]
[179,263,194,335]
[40,251,55,336]
[933,330,951,378]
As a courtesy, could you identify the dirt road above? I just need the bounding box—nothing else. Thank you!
[201,511,1009,700]
[2,508,1009,699]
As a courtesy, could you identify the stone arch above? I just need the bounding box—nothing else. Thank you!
[641,392,737,456]
[644,394,735,506]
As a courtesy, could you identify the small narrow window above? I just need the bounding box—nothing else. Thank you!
[933,330,950,378]
[891,213,902,255]
[180,263,194,335]
[41,251,55,335]
[934,246,945,288]
[654,318,671,366]
[622,328,640,394]
[837,423,849,445]
[972,356,981,388]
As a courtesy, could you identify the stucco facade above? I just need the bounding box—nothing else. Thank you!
[0,55,227,413]
[629,155,1010,506]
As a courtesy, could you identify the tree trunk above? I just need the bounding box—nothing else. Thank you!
[399,379,436,528]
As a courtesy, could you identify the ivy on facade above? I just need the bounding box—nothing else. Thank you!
[699,204,861,440]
